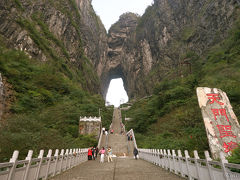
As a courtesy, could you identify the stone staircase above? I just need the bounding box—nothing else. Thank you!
[107,108,129,156]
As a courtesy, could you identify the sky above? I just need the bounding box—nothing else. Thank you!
[92,0,154,31]
[105,78,129,107]
[92,0,153,107]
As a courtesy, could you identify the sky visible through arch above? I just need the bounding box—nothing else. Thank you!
[92,0,154,31]
[92,0,153,107]
[106,78,128,107]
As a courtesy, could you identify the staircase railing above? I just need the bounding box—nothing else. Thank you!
[139,148,240,180]
[128,128,240,180]
[97,128,103,149]
[0,148,88,180]
[126,129,137,149]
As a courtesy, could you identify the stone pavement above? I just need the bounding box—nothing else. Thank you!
[50,108,183,180]
[50,156,183,180]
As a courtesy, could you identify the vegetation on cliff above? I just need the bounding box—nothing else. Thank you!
[0,36,113,161]
[0,0,112,162]
[124,17,240,157]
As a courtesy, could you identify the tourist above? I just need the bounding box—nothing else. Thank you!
[88,148,92,160]
[107,147,113,162]
[133,147,139,160]
[110,129,114,134]
[99,147,105,163]
[105,130,108,135]
[102,127,105,134]
[130,135,133,141]
[95,147,99,158]
[127,135,130,141]
[92,147,96,160]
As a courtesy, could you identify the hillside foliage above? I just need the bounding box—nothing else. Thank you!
[124,17,240,158]
[0,38,112,162]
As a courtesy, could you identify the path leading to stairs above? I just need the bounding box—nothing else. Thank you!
[50,108,183,180]
[50,157,183,180]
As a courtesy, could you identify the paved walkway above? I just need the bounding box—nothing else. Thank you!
[50,157,183,180]
[51,108,183,180]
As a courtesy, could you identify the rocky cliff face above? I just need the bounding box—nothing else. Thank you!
[100,13,140,99]
[0,0,239,102]
[101,0,240,99]
[75,0,108,76]
[0,0,108,119]
[0,0,107,78]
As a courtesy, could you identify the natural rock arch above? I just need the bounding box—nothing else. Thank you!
[101,64,128,101]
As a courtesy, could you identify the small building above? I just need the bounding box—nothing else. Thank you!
[79,116,101,138]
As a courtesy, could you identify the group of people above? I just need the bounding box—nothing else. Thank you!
[88,146,139,162]
[99,146,113,163]
[127,134,133,141]
[88,146,113,163]
[88,147,99,160]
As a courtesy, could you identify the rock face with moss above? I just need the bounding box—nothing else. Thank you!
[0,0,112,118]
[0,0,108,90]
[101,0,240,99]
[100,13,140,99]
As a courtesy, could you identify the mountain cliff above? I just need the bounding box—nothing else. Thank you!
[102,0,240,99]
[120,0,240,155]
[0,0,112,161]
[1,0,240,160]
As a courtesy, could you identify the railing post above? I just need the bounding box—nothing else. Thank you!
[8,150,19,180]
[160,149,164,168]
[157,149,160,166]
[163,149,168,170]
[172,150,178,175]
[73,149,77,166]
[193,150,201,180]
[53,149,59,176]
[65,149,69,170]
[178,150,184,177]
[69,149,73,168]
[80,149,83,163]
[184,150,193,180]
[23,150,33,180]
[77,149,80,164]
[152,149,155,164]
[220,152,230,180]
[204,151,214,180]
[151,149,153,163]
[44,149,52,180]
[167,150,172,172]
[59,149,64,173]
[35,150,44,180]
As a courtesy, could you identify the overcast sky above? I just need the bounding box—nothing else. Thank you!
[105,78,128,107]
[92,0,153,31]
[92,0,153,107]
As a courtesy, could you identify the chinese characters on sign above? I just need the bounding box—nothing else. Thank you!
[197,87,240,158]
[207,93,236,152]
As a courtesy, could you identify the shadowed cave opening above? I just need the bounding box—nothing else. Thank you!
[105,78,129,107]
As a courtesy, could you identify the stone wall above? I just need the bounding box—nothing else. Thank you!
[79,117,101,138]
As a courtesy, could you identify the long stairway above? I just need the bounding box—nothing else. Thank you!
[50,108,183,180]
[107,108,128,156]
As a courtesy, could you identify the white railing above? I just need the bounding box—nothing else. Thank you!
[79,116,101,122]
[139,148,240,180]
[126,129,137,149]
[0,148,88,180]
[97,129,103,149]
[128,128,240,180]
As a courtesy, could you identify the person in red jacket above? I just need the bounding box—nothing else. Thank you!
[88,148,92,160]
